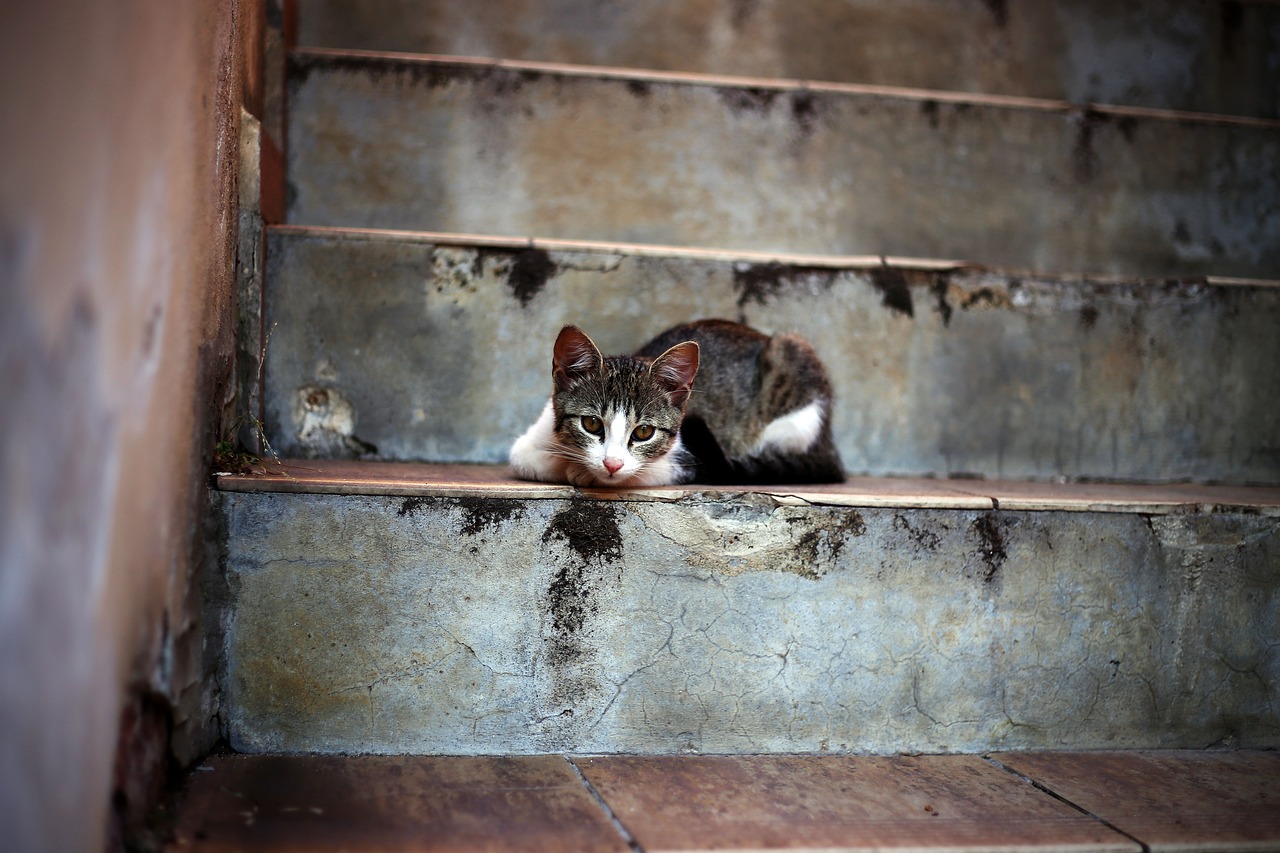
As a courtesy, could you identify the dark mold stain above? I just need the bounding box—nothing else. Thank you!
[1173,219,1192,245]
[790,91,822,136]
[957,286,1009,310]
[547,561,591,639]
[1116,115,1137,144]
[1080,303,1100,330]
[972,513,1008,583]
[292,52,479,90]
[982,0,1009,28]
[869,267,915,318]
[931,274,954,326]
[733,262,837,308]
[397,496,432,518]
[542,502,624,672]
[921,99,940,130]
[488,67,545,98]
[452,497,527,536]
[626,79,652,98]
[894,514,941,551]
[1072,109,1105,183]
[719,87,780,114]
[788,511,866,578]
[507,247,557,307]
[730,0,760,29]
[542,501,624,567]
[1221,1,1243,59]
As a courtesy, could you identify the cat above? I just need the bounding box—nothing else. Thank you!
[509,319,845,487]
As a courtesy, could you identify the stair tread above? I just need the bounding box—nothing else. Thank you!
[292,47,1280,130]
[295,0,1280,121]
[258,227,1280,483]
[267,224,1280,288]
[216,460,1280,515]
[285,48,1280,279]
[218,470,1280,754]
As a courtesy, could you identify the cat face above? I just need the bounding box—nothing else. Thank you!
[549,326,698,487]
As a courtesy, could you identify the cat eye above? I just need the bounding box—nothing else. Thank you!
[631,424,656,442]
[580,415,604,435]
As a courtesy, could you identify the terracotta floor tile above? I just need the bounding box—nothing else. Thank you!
[992,751,1280,852]
[574,754,1140,852]
[169,754,628,852]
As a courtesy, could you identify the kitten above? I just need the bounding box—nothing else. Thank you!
[509,319,845,487]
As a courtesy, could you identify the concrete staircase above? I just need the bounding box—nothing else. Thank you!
[216,1,1280,757]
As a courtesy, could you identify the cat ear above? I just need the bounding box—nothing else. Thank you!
[649,341,699,408]
[552,325,603,390]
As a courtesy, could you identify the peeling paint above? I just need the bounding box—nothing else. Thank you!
[634,501,861,579]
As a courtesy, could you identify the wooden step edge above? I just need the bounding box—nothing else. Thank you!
[267,224,1280,290]
[213,459,1280,516]
[268,223,970,272]
[289,46,1280,131]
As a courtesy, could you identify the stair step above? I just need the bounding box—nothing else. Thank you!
[295,0,1280,120]
[260,226,1280,483]
[285,49,1280,278]
[216,460,1280,515]
[214,461,1280,755]
[172,751,1280,851]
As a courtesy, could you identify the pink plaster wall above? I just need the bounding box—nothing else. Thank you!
[0,1,256,848]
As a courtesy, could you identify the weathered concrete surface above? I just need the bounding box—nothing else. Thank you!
[261,228,1280,483]
[285,51,1280,279]
[296,0,1280,120]
[219,490,1280,754]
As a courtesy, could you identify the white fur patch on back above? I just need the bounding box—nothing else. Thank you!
[755,399,825,455]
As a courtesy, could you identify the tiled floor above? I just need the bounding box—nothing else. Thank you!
[169,752,1280,852]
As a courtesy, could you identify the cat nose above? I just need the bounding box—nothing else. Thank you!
[603,457,624,475]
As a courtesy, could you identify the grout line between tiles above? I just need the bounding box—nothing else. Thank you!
[563,756,646,853]
[982,755,1151,853]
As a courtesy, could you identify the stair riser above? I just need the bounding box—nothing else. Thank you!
[286,54,1280,278]
[263,230,1280,483]
[297,0,1280,119]
[220,491,1280,754]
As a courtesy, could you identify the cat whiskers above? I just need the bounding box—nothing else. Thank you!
[543,445,592,465]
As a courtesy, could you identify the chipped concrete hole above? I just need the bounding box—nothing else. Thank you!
[291,384,377,457]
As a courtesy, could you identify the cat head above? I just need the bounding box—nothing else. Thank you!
[549,325,699,487]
